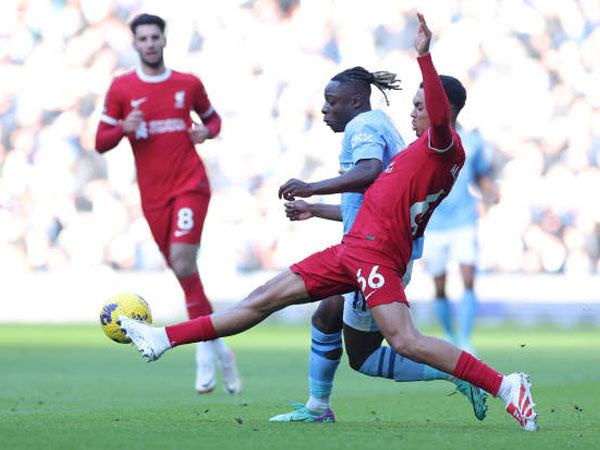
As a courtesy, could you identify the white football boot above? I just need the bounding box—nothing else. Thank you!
[211,339,242,394]
[195,341,216,394]
[502,372,538,431]
[117,316,170,362]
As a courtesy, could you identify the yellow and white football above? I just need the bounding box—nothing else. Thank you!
[99,293,152,343]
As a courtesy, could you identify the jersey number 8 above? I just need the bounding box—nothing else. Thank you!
[177,207,194,230]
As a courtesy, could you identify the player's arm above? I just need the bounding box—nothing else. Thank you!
[95,80,143,153]
[415,13,453,151]
[278,158,382,201]
[95,120,125,153]
[190,78,222,144]
[284,200,342,222]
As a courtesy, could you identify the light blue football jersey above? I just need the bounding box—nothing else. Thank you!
[427,128,493,231]
[339,110,405,234]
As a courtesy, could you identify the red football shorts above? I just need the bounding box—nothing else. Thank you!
[290,244,408,308]
[143,191,210,262]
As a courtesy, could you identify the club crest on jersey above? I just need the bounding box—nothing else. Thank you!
[174,91,185,108]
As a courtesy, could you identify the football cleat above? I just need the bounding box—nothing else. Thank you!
[269,401,335,423]
[453,379,488,421]
[195,342,216,394]
[504,372,538,431]
[213,344,242,395]
[117,315,168,362]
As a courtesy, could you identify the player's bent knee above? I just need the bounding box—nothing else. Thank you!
[169,257,196,278]
[386,333,422,362]
[311,312,342,335]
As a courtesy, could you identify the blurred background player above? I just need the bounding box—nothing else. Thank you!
[94,13,241,395]
[270,66,486,422]
[423,128,499,354]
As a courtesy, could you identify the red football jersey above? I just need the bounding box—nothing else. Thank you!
[99,68,217,206]
[343,54,465,273]
[344,129,465,273]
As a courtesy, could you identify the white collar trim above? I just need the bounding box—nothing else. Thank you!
[136,67,172,83]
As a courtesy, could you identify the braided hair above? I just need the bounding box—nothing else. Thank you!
[331,66,401,106]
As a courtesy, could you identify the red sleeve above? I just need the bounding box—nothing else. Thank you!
[95,79,125,153]
[417,54,452,150]
[95,121,125,153]
[193,78,221,138]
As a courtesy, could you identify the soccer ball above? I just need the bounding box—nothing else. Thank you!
[99,293,152,343]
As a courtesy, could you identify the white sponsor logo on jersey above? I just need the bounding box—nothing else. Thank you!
[174,229,190,237]
[133,118,187,139]
[149,119,187,134]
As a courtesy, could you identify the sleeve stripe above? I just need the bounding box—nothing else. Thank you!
[100,114,119,126]
[427,129,454,153]
[199,105,214,119]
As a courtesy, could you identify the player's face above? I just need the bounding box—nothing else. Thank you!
[411,88,430,137]
[133,24,166,69]
[321,81,356,133]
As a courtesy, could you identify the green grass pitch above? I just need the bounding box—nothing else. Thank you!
[1,323,598,449]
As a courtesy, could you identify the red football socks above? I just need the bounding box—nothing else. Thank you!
[165,315,217,347]
[453,351,503,396]
[179,272,213,318]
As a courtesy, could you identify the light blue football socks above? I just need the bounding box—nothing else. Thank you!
[458,289,477,351]
[358,346,449,381]
[434,297,456,343]
[307,324,342,412]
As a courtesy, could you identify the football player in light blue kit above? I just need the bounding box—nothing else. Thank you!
[272,67,487,422]
[423,128,499,353]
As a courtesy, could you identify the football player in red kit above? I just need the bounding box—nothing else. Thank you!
[95,13,241,395]
[119,13,537,432]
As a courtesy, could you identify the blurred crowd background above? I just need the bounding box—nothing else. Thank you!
[1,0,599,280]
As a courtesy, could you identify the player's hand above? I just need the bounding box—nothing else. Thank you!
[122,108,144,134]
[284,200,313,221]
[188,121,210,144]
[278,178,314,200]
[414,12,432,57]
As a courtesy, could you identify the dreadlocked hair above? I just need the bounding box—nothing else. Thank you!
[332,66,401,106]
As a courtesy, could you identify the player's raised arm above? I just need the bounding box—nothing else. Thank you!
[415,13,453,151]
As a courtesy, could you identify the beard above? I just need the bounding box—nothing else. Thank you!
[141,53,164,69]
